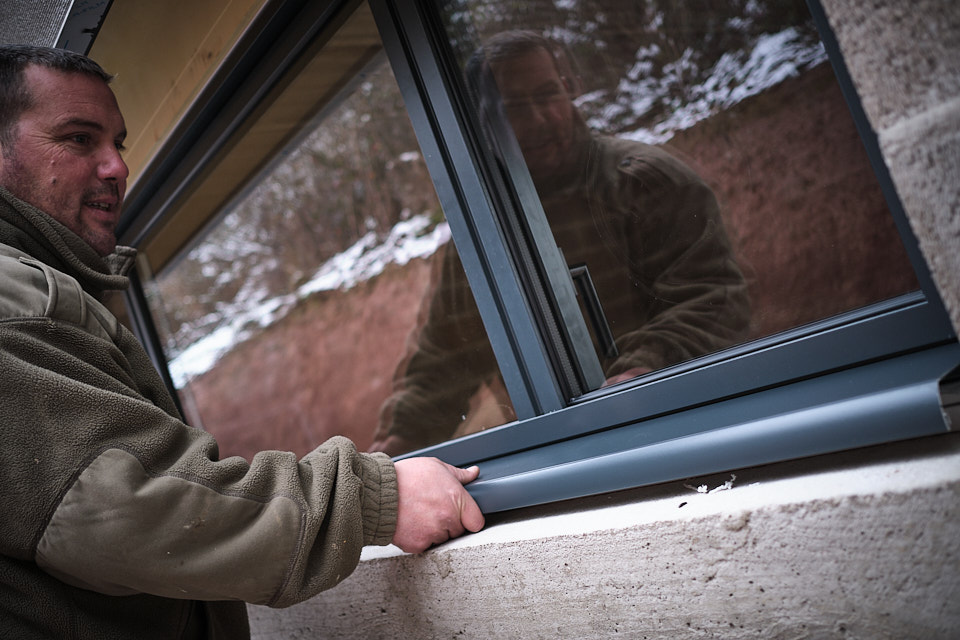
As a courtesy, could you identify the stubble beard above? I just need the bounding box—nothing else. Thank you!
[0,147,120,256]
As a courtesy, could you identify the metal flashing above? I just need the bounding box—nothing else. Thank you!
[468,342,960,513]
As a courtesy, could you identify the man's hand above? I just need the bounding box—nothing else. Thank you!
[391,458,485,553]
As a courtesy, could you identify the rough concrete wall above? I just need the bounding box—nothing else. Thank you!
[819,0,960,333]
[249,434,960,638]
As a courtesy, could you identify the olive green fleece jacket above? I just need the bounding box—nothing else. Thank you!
[0,187,398,639]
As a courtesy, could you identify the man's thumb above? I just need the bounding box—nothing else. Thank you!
[452,464,480,484]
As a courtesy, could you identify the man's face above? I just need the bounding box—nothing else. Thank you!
[492,48,576,182]
[0,65,128,256]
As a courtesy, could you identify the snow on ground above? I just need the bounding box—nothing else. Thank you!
[167,215,450,386]
[579,27,826,144]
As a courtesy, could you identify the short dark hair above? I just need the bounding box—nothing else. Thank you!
[467,31,553,94]
[464,30,580,127]
[0,45,113,148]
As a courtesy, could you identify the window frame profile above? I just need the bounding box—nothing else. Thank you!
[368,0,959,511]
[121,0,958,515]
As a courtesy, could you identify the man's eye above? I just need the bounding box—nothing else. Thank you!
[533,90,564,103]
[70,134,91,145]
[115,141,127,152]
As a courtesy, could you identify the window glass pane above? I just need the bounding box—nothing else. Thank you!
[436,0,918,390]
[143,40,512,459]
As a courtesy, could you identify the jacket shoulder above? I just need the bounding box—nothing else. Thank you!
[0,244,119,341]
[0,245,51,320]
[597,135,706,191]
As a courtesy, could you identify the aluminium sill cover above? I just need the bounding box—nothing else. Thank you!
[466,342,960,513]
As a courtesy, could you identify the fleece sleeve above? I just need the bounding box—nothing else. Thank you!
[0,261,397,608]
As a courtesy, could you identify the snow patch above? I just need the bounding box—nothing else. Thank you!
[167,215,450,385]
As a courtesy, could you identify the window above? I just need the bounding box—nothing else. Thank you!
[121,0,958,513]
[134,3,513,460]
[369,0,923,456]
[436,0,919,377]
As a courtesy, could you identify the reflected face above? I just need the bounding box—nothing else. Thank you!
[0,65,128,256]
[491,48,575,182]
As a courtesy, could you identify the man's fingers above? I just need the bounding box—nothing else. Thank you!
[446,463,484,532]
[444,463,485,532]
[450,464,481,484]
[391,457,485,553]
[459,493,485,532]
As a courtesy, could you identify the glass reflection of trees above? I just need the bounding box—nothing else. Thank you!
[154,60,440,361]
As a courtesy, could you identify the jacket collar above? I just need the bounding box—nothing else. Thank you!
[0,187,134,298]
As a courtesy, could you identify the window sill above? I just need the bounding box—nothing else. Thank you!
[250,431,960,638]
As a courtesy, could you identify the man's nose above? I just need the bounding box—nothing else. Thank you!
[529,103,551,125]
[509,100,549,127]
[98,146,129,183]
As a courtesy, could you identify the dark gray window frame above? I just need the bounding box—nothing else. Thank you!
[120,0,959,515]
[369,0,959,512]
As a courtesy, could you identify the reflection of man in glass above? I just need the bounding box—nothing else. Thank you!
[371,31,749,456]
[492,34,578,187]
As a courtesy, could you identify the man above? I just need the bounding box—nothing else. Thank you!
[0,45,484,638]
[371,31,750,455]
